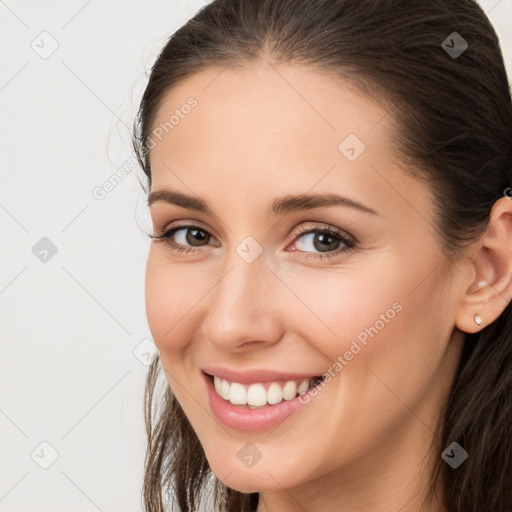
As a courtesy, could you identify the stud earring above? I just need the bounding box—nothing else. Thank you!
[474,314,482,325]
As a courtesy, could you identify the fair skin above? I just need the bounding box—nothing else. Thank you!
[144,61,512,512]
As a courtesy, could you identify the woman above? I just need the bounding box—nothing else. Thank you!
[132,0,512,510]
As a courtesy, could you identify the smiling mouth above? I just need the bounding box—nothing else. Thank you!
[206,372,325,408]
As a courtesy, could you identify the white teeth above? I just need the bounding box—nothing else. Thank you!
[297,379,309,394]
[282,381,297,400]
[220,379,230,400]
[213,375,319,406]
[229,382,246,405]
[246,384,267,406]
[267,383,283,404]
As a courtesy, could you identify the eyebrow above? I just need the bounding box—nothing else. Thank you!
[147,189,379,216]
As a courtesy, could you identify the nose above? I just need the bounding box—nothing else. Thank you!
[199,252,286,353]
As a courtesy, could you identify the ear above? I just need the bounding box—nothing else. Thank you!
[454,196,512,334]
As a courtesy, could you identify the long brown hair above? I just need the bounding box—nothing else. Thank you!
[132,1,512,510]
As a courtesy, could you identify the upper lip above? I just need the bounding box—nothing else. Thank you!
[201,366,323,384]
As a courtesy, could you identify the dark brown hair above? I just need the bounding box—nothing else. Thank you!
[132,1,512,510]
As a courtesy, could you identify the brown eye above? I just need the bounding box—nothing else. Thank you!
[149,224,220,254]
[292,226,354,258]
[181,228,210,246]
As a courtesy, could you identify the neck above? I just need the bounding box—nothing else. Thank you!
[255,426,446,512]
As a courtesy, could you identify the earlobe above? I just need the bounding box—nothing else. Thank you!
[454,197,512,334]
[455,273,492,333]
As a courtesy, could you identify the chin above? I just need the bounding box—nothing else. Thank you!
[219,473,282,494]
[208,457,301,494]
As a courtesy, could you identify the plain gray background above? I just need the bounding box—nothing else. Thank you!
[1,1,511,511]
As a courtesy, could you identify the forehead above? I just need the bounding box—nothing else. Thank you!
[150,62,391,165]
[148,62,432,226]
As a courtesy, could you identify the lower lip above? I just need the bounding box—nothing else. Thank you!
[202,371,320,432]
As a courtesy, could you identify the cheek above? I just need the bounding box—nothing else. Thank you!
[276,262,404,359]
[144,249,199,352]
[280,263,449,459]
[145,248,227,354]
[277,259,446,396]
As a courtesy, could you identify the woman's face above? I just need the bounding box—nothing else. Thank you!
[145,63,465,496]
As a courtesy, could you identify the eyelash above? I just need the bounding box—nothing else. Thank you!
[149,222,356,260]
